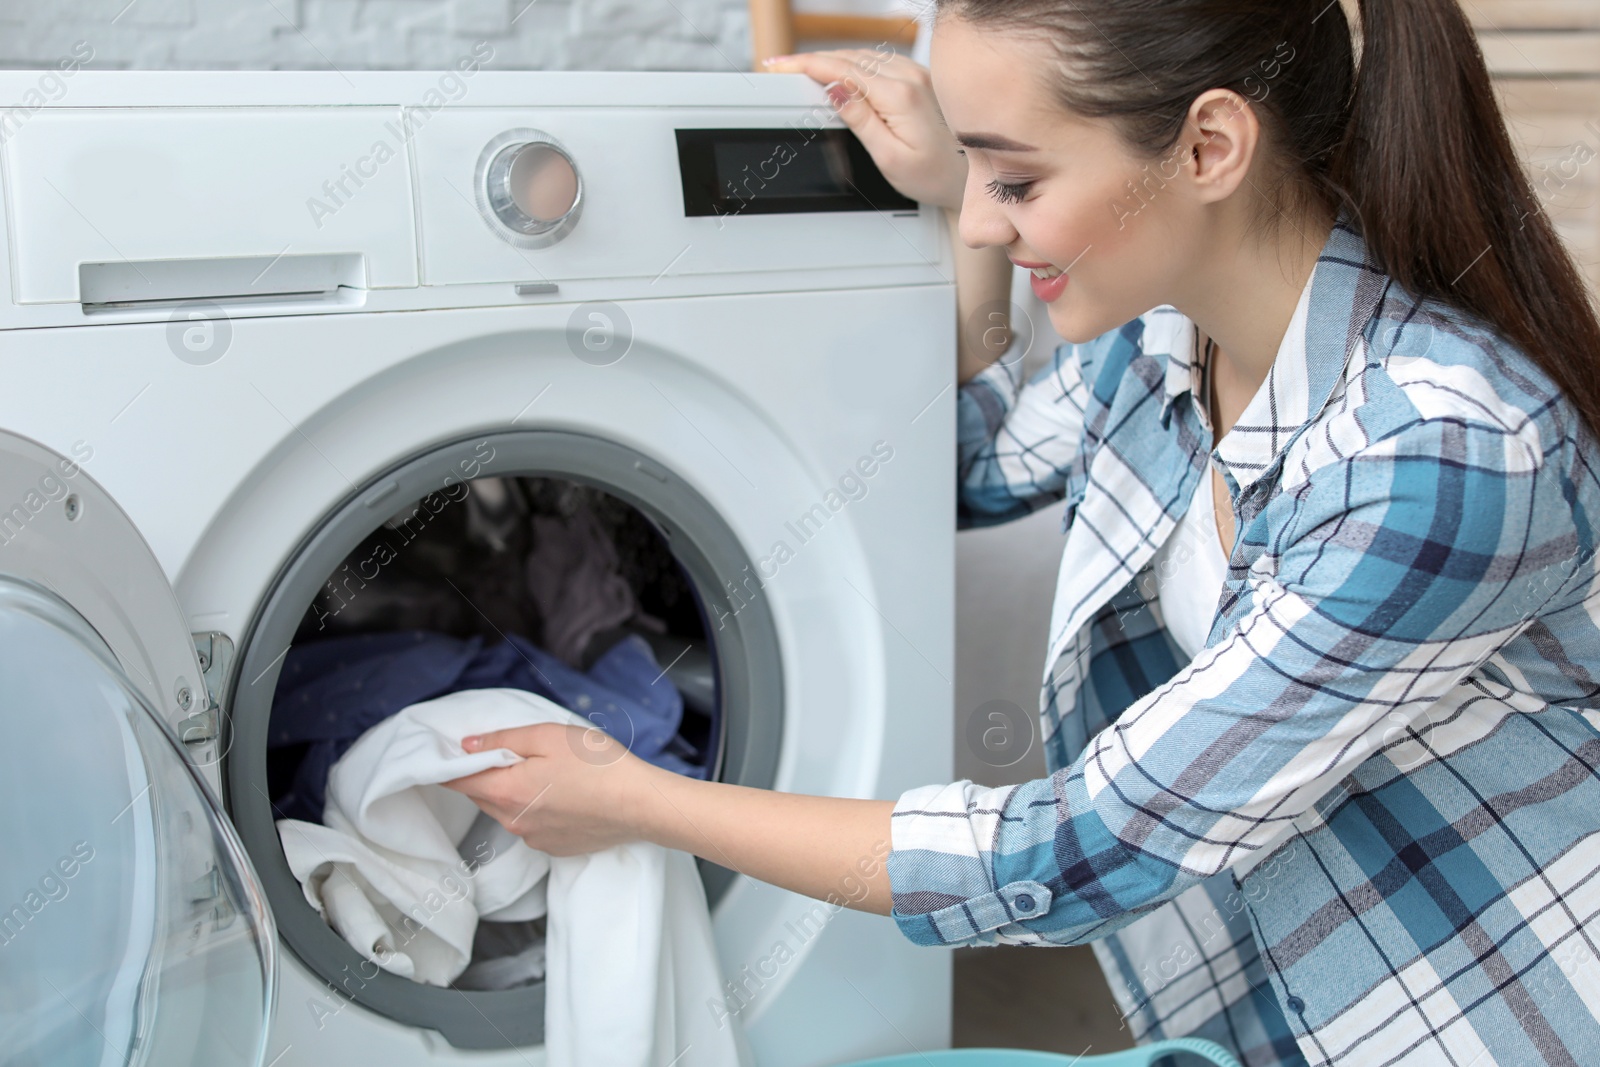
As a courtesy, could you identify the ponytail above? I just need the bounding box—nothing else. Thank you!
[1334,0,1600,441]
[940,0,1600,442]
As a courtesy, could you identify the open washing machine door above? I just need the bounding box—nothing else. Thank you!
[0,430,276,1067]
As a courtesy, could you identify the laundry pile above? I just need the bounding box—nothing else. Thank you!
[268,477,742,1066]
[276,689,744,1067]
[267,628,704,825]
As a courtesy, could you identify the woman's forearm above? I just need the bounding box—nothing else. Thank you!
[948,206,1019,383]
[627,766,897,915]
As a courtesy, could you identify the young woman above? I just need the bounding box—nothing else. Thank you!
[447,1,1600,1062]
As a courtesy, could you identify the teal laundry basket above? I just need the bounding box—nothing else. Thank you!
[832,1037,1244,1067]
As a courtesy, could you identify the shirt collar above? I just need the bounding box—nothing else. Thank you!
[1146,306,1202,423]
[1149,220,1380,492]
[1211,262,1318,489]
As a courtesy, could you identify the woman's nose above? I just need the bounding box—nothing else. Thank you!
[956,177,1017,251]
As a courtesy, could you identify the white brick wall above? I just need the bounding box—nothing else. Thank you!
[0,0,753,72]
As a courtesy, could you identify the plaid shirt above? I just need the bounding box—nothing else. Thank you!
[887,221,1600,1066]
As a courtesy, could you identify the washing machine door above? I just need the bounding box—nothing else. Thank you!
[0,430,275,1067]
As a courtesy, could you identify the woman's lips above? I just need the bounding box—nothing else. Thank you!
[1013,258,1069,302]
[1029,269,1068,302]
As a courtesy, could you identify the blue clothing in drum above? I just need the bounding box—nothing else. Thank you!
[268,629,705,823]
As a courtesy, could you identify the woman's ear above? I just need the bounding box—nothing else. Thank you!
[1181,88,1260,204]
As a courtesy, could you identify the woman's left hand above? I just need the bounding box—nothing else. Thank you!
[763,49,967,211]
[442,722,655,856]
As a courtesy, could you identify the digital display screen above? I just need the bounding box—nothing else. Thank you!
[675,128,918,217]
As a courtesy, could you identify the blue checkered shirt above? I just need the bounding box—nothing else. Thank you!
[887,221,1600,1066]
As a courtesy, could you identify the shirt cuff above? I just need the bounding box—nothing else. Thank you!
[958,356,1022,439]
[884,780,1052,947]
[893,878,1055,947]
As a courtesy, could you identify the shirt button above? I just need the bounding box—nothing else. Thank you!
[1286,995,1305,1014]
[1014,893,1036,913]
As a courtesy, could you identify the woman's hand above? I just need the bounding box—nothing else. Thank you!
[764,49,966,211]
[443,719,898,915]
[442,722,655,856]
[766,48,1015,383]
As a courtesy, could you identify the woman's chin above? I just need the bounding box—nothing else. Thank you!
[1045,291,1149,347]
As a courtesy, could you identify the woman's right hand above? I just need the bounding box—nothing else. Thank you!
[763,49,967,212]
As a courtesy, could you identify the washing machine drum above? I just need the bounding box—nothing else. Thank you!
[0,430,275,1067]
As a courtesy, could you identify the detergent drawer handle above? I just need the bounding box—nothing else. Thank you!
[78,252,366,312]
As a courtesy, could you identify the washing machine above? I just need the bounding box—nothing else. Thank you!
[0,70,955,1067]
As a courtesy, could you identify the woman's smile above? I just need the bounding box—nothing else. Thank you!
[1012,257,1070,301]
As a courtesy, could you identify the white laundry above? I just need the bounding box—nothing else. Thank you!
[276,687,746,1067]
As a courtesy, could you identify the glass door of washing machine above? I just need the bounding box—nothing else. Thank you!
[0,430,275,1067]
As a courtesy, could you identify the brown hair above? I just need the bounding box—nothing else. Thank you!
[939,0,1600,442]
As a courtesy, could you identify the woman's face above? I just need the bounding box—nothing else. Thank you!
[930,15,1203,344]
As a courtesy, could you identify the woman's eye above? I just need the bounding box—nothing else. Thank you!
[985,178,1032,204]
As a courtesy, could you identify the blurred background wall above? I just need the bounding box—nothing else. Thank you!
[0,0,752,71]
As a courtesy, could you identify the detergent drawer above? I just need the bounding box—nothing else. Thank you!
[2,108,420,305]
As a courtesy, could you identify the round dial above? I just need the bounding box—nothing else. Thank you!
[476,129,582,249]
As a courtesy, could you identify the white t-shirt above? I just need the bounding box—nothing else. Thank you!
[1150,472,1230,659]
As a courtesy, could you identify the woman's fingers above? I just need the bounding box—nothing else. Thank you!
[823,77,907,166]
[445,726,651,855]
[441,766,484,793]
[440,765,525,831]
[763,48,964,210]
[460,722,562,756]
[761,49,887,84]
[764,54,903,148]
[448,765,565,845]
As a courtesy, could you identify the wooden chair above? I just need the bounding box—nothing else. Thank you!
[747,0,920,69]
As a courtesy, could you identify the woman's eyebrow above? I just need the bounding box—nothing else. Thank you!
[954,132,1039,152]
